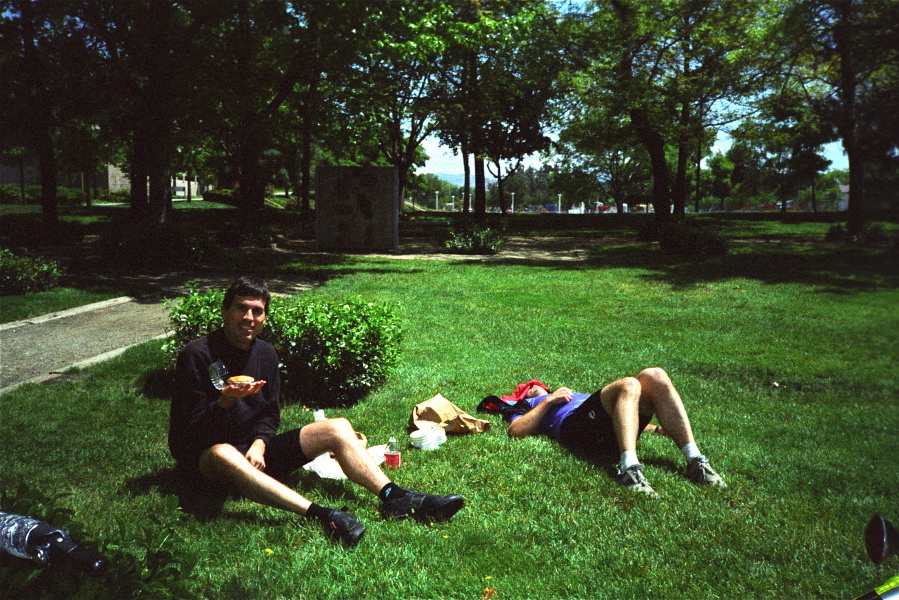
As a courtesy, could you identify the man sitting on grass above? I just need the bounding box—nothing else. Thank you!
[483,368,726,498]
[168,276,464,547]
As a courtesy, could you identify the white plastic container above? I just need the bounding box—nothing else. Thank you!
[409,428,447,451]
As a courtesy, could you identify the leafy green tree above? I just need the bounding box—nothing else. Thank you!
[705,153,733,211]
[479,3,566,213]
[342,1,453,214]
[435,0,564,219]
[781,0,898,233]
[564,0,784,220]
[0,0,95,223]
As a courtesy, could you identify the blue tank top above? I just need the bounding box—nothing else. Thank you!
[508,392,591,440]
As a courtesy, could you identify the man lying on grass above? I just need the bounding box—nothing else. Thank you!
[482,369,726,498]
[168,276,464,547]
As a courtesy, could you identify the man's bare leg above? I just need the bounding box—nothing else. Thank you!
[599,376,659,497]
[198,443,312,514]
[636,367,727,488]
[636,367,695,449]
[299,418,391,495]
[599,376,644,453]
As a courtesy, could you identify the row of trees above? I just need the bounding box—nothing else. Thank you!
[1,0,895,235]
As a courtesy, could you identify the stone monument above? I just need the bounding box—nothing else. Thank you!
[315,166,398,252]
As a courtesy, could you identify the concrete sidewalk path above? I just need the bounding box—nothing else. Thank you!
[0,298,171,395]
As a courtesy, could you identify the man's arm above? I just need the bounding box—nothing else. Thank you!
[507,388,572,439]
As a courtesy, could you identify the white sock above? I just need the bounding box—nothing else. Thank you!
[681,442,703,463]
[619,450,640,472]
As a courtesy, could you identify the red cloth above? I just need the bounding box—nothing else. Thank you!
[502,379,548,402]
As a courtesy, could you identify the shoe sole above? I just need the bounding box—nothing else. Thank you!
[342,526,366,547]
[386,496,466,522]
[328,523,366,547]
[413,496,465,522]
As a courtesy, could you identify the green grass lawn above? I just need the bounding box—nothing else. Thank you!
[1,224,898,599]
[0,287,120,323]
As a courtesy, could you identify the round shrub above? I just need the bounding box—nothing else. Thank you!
[267,296,403,407]
[444,225,504,254]
[644,221,728,256]
[0,248,64,294]
[201,189,238,206]
[98,223,197,270]
[164,289,402,407]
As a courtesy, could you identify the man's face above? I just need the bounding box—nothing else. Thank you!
[222,295,267,350]
[525,384,546,398]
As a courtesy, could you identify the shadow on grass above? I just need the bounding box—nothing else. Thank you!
[559,442,683,481]
[125,464,364,524]
[507,242,898,294]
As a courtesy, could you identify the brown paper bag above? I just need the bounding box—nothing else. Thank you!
[409,393,491,434]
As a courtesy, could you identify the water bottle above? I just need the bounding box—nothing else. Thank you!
[385,436,401,469]
[0,512,109,577]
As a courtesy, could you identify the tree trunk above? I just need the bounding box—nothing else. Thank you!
[694,138,702,213]
[36,129,58,225]
[129,135,149,218]
[474,155,486,220]
[18,156,25,204]
[238,132,267,232]
[299,127,312,217]
[82,172,93,207]
[147,126,173,224]
[462,143,471,215]
[672,140,689,217]
[630,107,671,220]
[835,0,864,236]
[495,162,506,214]
[20,1,57,224]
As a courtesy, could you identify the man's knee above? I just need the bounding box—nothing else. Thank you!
[637,367,671,387]
[602,376,642,412]
[306,417,356,448]
[198,443,241,476]
[620,376,642,397]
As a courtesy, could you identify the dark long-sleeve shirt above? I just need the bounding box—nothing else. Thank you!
[168,328,282,468]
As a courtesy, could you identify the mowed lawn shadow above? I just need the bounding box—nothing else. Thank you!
[582,241,898,293]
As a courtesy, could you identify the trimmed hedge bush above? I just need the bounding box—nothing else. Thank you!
[444,225,504,254]
[0,184,85,205]
[201,189,238,206]
[0,249,64,294]
[640,221,728,256]
[163,288,402,407]
[97,223,204,270]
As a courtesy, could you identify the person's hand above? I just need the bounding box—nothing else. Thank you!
[218,380,266,408]
[246,439,266,471]
[544,387,572,406]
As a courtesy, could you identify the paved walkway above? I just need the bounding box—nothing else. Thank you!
[0,298,171,394]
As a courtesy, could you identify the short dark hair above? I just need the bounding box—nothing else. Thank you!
[223,277,271,312]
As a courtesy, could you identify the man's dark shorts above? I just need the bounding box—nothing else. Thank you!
[558,391,653,461]
[175,426,312,486]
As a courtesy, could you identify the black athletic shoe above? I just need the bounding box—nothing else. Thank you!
[319,507,366,547]
[686,457,727,488]
[381,490,465,522]
[617,464,660,499]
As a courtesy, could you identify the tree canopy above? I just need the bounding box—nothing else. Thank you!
[0,0,894,230]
